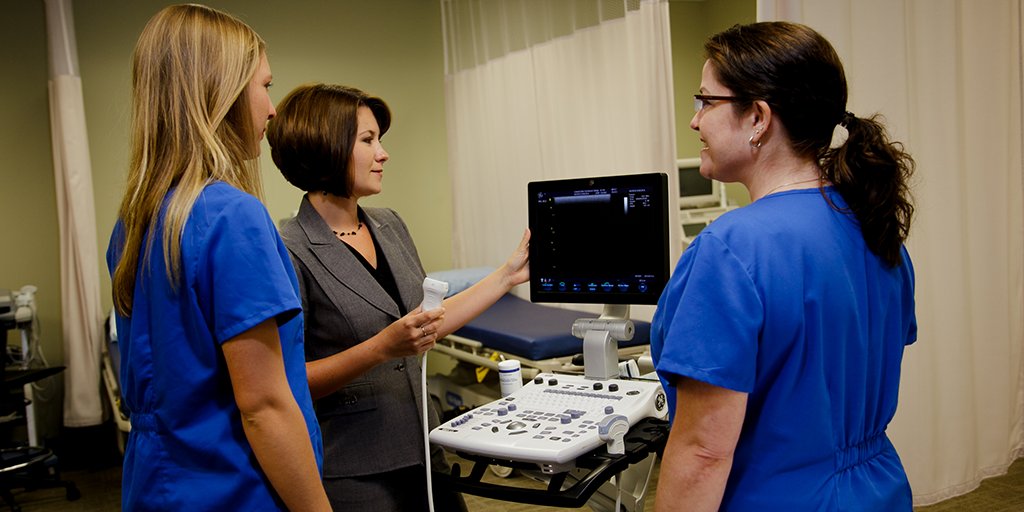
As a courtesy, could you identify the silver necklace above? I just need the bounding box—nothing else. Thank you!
[763,177,820,197]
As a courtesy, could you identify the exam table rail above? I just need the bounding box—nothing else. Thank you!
[433,334,650,380]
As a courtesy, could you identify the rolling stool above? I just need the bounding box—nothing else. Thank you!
[0,446,80,512]
[0,366,80,512]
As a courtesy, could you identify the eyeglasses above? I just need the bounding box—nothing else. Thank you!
[694,94,742,112]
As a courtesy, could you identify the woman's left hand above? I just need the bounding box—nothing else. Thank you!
[501,228,530,287]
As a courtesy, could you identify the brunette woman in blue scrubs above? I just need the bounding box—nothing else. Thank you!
[106,5,329,510]
[651,22,916,511]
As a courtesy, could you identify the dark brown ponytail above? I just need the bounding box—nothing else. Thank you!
[822,114,915,266]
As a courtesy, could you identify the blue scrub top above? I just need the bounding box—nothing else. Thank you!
[651,187,916,511]
[107,182,322,511]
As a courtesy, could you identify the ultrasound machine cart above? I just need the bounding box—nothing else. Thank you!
[431,313,670,510]
[430,173,673,511]
[436,417,668,509]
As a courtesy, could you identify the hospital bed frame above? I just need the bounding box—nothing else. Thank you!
[102,313,130,454]
[433,333,650,382]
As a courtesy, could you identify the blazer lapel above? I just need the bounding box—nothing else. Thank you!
[365,209,424,314]
[296,196,402,319]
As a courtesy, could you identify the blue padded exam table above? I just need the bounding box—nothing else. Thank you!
[435,293,652,376]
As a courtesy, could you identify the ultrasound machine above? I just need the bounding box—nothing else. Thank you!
[429,173,672,511]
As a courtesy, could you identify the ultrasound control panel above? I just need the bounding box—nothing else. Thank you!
[429,373,667,473]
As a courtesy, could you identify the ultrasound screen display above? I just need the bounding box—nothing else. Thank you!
[528,172,669,305]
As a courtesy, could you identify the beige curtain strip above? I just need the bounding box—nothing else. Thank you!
[44,0,104,427]
[442,0,679,320]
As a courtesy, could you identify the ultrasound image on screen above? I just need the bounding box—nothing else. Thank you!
[528,173,669,305]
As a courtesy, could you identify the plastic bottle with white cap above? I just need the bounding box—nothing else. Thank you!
[498,359,523,397]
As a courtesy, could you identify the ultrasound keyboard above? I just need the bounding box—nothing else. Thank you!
[429,373,668,473]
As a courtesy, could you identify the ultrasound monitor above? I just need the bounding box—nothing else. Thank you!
[528,172,670,307]
[677,157,722,209]
[528,172,669,379]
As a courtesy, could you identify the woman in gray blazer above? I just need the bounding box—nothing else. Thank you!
[267,83,529,511]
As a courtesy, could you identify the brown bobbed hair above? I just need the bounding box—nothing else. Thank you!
[268,83,391,197]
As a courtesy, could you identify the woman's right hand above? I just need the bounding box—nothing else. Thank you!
[373,307,446,359]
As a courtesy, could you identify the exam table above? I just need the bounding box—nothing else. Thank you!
[428,292,653,415]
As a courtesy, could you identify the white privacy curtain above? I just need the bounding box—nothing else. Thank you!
[759,0,1024,505]
[45,0,104,427]
[441,0,679,319]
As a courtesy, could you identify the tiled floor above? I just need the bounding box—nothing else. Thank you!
[11,454,1024,511]
[461,456,1024,512]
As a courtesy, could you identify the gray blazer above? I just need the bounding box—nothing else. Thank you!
[281,195,442,478]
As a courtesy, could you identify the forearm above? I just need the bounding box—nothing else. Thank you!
[655,378,746,512]
[240,401,331,511]
[655,439,733,511]
[223,319,330,511]
[306,341,387,400]
[437,228,529,337]
[437,266,515,338]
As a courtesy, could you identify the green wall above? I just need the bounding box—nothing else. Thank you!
[0,0,756,371]
[670,0,756,205]
[76,0,453,292]
[0,0,450,366]
[1,2,62,356]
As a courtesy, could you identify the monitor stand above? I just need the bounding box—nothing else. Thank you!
[572,304,634,380]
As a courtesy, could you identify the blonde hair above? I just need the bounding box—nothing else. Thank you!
[113,4,266,316]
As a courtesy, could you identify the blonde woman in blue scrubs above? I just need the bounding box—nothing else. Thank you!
[652,22,917,511]
[106,5,329,510]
